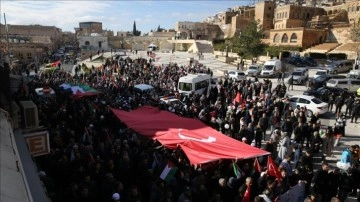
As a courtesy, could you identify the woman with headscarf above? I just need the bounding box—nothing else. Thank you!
[278,132,290,162]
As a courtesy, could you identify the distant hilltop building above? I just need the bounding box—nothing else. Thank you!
[173,0,360,57]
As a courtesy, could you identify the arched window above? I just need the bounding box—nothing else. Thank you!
[281,34,288,43]
[85,41,90,45]
[273,34,280,43]
[290,33,297,43]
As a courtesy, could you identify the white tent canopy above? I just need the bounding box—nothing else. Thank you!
[148,43,157,48]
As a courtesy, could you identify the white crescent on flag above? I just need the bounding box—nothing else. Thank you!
[178,129,216,143]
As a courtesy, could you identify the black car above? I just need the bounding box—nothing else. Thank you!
[286,56,306,67]
[303,86,353,102]
[310,74,346,89]
[302,57,317,67]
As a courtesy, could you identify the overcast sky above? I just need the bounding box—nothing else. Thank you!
[1,1,252,33]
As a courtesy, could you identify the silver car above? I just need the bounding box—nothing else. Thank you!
[325,60,353,74]
[289,69,308,85]
[246,65,262,77]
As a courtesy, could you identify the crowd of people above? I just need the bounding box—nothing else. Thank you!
[14,52,360,202]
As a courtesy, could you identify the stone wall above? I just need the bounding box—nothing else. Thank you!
[328,25,354,43]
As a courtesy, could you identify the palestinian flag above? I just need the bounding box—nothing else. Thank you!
[160,161,177,183]
[232,161,242,179]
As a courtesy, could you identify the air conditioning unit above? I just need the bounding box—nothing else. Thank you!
[19,101,39,129]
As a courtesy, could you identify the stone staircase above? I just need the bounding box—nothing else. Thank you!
[301,43,341,55]
[329,42,360,59]
[196,40,214,53]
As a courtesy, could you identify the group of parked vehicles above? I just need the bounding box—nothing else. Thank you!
[174,56,360,118]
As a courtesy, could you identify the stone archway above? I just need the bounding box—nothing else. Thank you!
[290,33,297,43]
[273,34,280,43]
[281,33,288,43]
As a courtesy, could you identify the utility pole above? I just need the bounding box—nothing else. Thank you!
[3,13,11,67]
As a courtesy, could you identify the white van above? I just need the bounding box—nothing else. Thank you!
[326,78,360,92]
[261,59,282,77]
[178,74,211,95]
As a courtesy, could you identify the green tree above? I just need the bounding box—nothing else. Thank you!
[132,20,141,36]
[350,25,360,42]
[230,19,265,58]
[133,20,137,36]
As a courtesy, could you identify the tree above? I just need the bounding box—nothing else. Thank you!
[230,19,265,58]
[132,20,141,36]
[133,21,137,36]
[350,25,360,42]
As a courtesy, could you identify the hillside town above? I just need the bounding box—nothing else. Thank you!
[1,1,360,202]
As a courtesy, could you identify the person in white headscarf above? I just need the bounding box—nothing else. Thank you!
[278,132,290,162]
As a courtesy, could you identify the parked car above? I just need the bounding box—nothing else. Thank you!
[313,69,329,79]
[325,60,353,74]
[310,74,347,88]
[286,68,308,85]
[289,95,329,117]
[302,57,317,67]
[246,65,262,76]
[228,70,247,81]
[303,86,353,102]
[326,78,360,93]
[286,56,306,67]
[346,70,360,79]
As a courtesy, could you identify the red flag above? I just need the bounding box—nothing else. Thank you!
[254,158,261,173]
[267,156,282,181]
[233,92,241,104]
[241,100,246,109]
[242,185,251,202]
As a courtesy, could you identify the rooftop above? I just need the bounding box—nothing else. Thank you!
[0,109,30,202]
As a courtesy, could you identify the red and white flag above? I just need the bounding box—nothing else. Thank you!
[267,156,282,181]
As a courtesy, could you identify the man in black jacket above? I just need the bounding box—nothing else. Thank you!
[345,96,354,117]
[259,113,269,141]
[311,162,331,202]
[351,99,360,123]
[335,94,344,115]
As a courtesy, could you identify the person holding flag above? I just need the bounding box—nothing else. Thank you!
[267,155,282,182]
[237,177,257,202]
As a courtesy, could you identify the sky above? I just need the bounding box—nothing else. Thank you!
[0,0,252,34]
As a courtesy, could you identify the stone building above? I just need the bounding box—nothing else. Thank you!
[74,22,103,36]
[0,24,62,64]
[78,35,109,51]
[268,4,328,49]
[175,21,195,39]
[255,0,276,32]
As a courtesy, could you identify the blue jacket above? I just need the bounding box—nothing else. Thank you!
[340,149,352,164]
